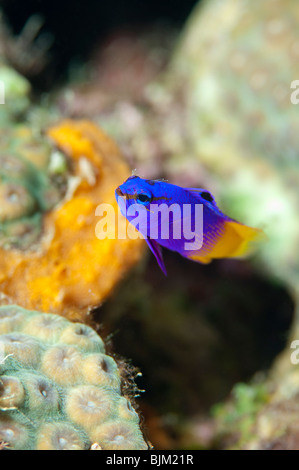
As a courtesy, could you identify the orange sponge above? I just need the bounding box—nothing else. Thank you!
[0,120,144,320]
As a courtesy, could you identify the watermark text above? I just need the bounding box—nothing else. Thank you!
[95,202,204,251]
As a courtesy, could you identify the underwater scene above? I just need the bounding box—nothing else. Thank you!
[0,0,299,451]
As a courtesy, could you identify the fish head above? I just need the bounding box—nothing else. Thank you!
[115,176,174,237]
[115,175,169,211]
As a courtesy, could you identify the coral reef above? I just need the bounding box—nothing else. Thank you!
[56,26,178,180]
[0,124,68,250]
[50,0,299,448]
[0,62,31,121]
[59,0,298,449]
[212,371,299,450]
[171,0,299,285]
[169,0,299,449]
[1,0,298,451]
[212,380,270,449]
[0,305,148,450]
[0,119,144,320]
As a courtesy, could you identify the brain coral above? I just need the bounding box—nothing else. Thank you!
[0,305,148,450]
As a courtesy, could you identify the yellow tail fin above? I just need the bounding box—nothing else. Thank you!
[189,221,264,264]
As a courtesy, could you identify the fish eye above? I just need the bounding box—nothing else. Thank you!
[136,193,152,205]
[200,191,214,203]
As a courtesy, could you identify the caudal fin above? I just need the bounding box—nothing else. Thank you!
[187,221,264,264]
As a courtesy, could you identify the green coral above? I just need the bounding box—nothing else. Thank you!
[0,64,31,121]
[212,382,269,448]
[0,125,69,250]
[0,305,147,450]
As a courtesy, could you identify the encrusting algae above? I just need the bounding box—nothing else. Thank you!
[0,119,144,321]
[0,305,148,450]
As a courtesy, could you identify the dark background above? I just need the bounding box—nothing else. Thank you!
[1,0,199,85]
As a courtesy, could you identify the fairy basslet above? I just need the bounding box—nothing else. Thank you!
[115,176,263,275]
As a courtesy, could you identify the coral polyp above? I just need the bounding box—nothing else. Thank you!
[92,420,146,451]
[0,305,148,450]
[36,422,89,451]
[0,376,25,410]
[65,385,115,429]
[0,333,41,367]
[82,353,121,389]
[41,345,84,386]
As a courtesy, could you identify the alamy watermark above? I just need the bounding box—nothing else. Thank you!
[95,202,204,251]
[0,81,5,105]
[290,80,299,104]
[0,341,4,364]
[290,340,299,365]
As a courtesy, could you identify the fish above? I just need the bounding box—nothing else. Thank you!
[115,176,263,275]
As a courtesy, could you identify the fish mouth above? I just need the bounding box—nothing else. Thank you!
[116,187,125,197]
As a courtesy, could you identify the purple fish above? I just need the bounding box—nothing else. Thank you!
[115,176,263,275]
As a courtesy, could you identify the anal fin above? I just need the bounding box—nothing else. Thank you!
[146,238,167,276]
